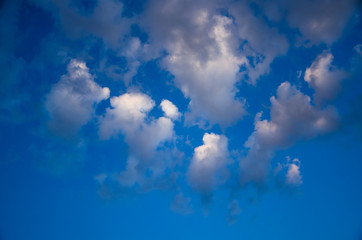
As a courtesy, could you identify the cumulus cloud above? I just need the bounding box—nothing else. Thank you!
[240,82,339,184]
[274,157,303,187]
[160,99,181,120]
[188,133,230,193]
[286,159,302,186]
[142,0,292,127]
[98,92,175,186]
[163,15,247,127]
[45,59,110,138]
[305,52,347,104]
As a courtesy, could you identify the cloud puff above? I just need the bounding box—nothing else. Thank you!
[274,157,303,187]
[45,59,110,138]
[286,159,302,186]
[188,133,230,193]
[98,92,175,186]
[160,99,181,120]
[241,82,339,184]
[305,52,347,104]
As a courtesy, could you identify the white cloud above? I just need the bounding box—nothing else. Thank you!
[45,59,110,137]
[241,82,339,184]
[98,92,155,140]
[305,52,347,104]
[160,99,181,120]
[188,133,230,193]
[163,15,247,127]
[98,92,175,186]
[286,158,302,186]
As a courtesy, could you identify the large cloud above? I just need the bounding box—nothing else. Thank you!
[143,0,289,127]
[45,59,110,137]
[162,15,247,127]
[188,133,230,193]
[305,52,347,104]
[240,82,339,184]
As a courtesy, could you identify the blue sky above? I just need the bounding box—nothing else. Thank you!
[1,0,362,239]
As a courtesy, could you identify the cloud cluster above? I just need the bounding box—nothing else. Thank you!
[98,93,178,186]
[240,82,339,184]
[46,59,110,138]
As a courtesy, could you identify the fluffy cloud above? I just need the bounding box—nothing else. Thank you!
[240,82,339,184]
[305,52,347,104]
[188,133,230,193]
[274,157,303,187]
[45,59,110,137]
[143,0,290,127]
[286,159,302,186]
[163,15,247,127]
[160,99,181,120]
[98,93,176,186]
[230,1,289,84]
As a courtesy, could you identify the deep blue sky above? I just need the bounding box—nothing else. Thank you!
[1,0,362,239]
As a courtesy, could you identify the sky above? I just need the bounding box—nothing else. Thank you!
[0,0,362,239]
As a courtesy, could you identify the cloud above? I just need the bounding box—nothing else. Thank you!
[160,99,181,120]
[162,15,247,127]
[305,51,347,104]
[257,0,358,45]
[285,0,357,45]
[45,59,110,138]
[33,0,131,48]
[285,158,302,186]
[187,133,230,193]
[230,1,289,84]
[240,82,339,184]
[142,0,291,127]
[98,92,176,187]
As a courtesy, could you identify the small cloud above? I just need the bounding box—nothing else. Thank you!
[160,99,181,120]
